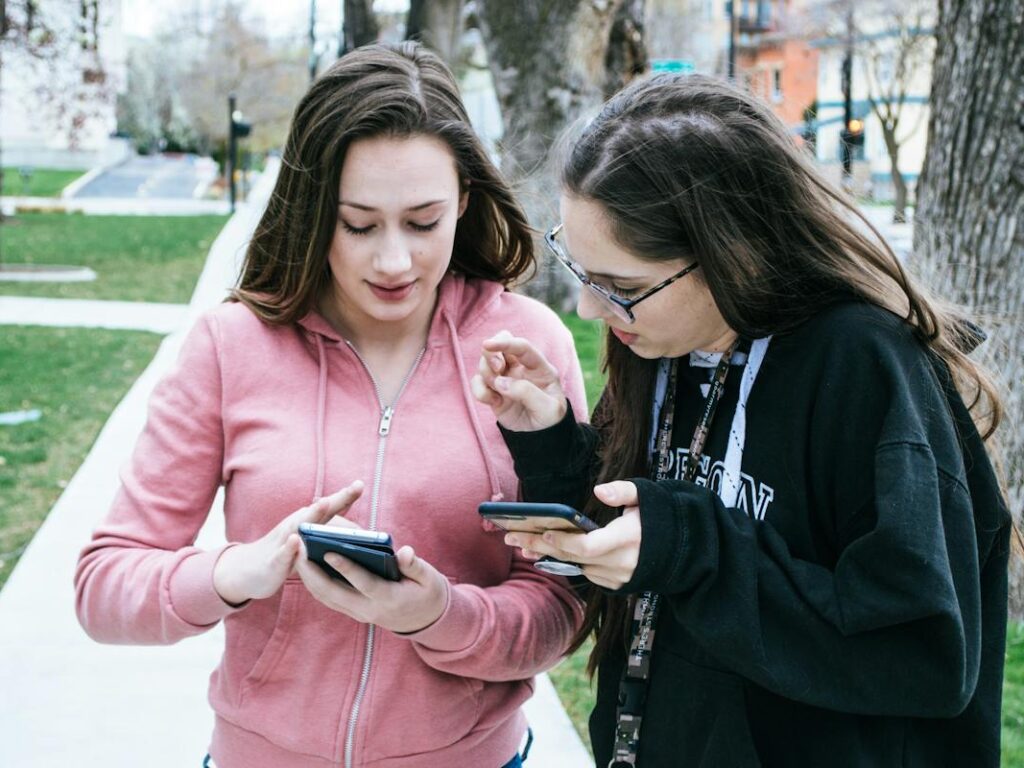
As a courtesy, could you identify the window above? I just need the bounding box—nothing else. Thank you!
[772,68,783,101]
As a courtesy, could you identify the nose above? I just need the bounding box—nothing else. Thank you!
[373,232,413,277]
[576,285,609,322]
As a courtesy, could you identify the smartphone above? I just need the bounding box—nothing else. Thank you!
[298,523,400,582]
[478,501,600,577]
[478,501,600,534]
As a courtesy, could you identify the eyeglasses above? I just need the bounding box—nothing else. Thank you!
[544,223,700,324]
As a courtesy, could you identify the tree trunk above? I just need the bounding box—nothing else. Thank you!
[880,125,908,223]
[406,0,465,66]
[910,0,1024,616]
[476,0,646,305]
[604,0,648,99]
[891,171,908,224]
[344,0,379,51]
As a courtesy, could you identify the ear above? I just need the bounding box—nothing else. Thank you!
[457,182,470,218]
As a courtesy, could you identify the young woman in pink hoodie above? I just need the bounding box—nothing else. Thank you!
[75,42,586,768]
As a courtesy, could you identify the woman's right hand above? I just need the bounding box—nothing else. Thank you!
[471,330,568,432]
[213,481,364,605]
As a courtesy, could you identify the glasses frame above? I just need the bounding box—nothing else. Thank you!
[544,223,700,324]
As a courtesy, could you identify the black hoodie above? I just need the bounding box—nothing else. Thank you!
[501,302,1011,767]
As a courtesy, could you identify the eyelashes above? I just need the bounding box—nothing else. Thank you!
[341,220,441,236]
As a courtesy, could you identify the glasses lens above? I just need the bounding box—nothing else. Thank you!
[586,284,634,324]
[548,227,635,324]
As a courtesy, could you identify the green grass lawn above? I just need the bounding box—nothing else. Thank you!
[553,310,1024,766]
[1006,622,1024,765]
[0,212,227,303]
[0,326,162,590]
[560,311,606,408]
[2,167,85,198]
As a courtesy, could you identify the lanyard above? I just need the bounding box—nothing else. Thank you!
[609,342,738,768]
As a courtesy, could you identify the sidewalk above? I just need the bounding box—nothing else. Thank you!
[0,296,189,334]
[856,204,914,260]
[0,158,591,767]
[0,195,231,216]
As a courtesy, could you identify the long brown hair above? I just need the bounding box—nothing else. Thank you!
[560,74,1007,673]
[232,42,534,323]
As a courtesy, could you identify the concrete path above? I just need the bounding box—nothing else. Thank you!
[857,205,914,260]
[0,157,592,767]
[1,195,231,216]
[0,296,189,334]
[69,154,219,200]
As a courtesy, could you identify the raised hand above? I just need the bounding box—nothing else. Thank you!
[471,330,568,432]
[213,481,364,605]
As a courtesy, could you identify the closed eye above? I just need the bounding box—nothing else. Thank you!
[611,284,643,298]
[410,219,440,233]
[342,221,373,236]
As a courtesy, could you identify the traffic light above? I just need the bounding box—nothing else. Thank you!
[840,118,865,148]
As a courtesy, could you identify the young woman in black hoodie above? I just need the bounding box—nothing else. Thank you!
[472,74,1015,767]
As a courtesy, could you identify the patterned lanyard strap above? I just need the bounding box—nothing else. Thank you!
[609,343,738,768]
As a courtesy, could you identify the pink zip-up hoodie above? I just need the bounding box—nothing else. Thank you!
[75,274,587,768]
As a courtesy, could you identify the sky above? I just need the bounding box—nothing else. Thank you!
[122,0,410,41]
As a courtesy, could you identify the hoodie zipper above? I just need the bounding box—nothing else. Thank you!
[341,341,425,768]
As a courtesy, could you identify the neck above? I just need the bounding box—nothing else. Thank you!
[701,327,740,354]
[319,287,437,355]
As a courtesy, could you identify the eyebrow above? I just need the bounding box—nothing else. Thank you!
[338,199,446,212]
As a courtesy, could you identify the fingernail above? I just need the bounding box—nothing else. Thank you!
[494,376,510,392]
[505,535,518,547]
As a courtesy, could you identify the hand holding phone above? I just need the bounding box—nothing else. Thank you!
[478,501,599,576]
[298,523,400,583]
[213,482,364,605]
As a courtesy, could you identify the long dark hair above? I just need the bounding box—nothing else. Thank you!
[232,42,534,323]
[562,73,1006,673]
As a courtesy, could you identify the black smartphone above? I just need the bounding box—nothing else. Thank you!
[298,523,400,582]
[478,501,600,534]
[478,501,600,577]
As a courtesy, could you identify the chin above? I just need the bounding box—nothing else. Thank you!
[625,341,663,360]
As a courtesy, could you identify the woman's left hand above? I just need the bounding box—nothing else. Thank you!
[506,481,642,591]
[294,541,449,634]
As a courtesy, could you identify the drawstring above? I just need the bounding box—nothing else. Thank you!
[720,336,771,509]
[444,313,504,502]
[313,333,328,501]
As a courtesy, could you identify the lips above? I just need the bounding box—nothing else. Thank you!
[610,326,639,345]
[368,280,416,302]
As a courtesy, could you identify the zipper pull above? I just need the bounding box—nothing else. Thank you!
[378,406,395,436]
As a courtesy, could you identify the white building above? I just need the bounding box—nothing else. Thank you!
[647,0,732,75]
[811,2,934,201]
[1,0,130,171]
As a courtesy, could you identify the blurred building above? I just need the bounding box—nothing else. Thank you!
[734,0,819,136]
[1,0,130,171]
[647,0,731,75]
[647,0,818,139]
[810,2,934,200]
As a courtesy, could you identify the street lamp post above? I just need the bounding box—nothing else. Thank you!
[308,0,318,83]
[228,94,237,213]
[227,94,252,214]
[727,0,737,80]
[840,7,854,185]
